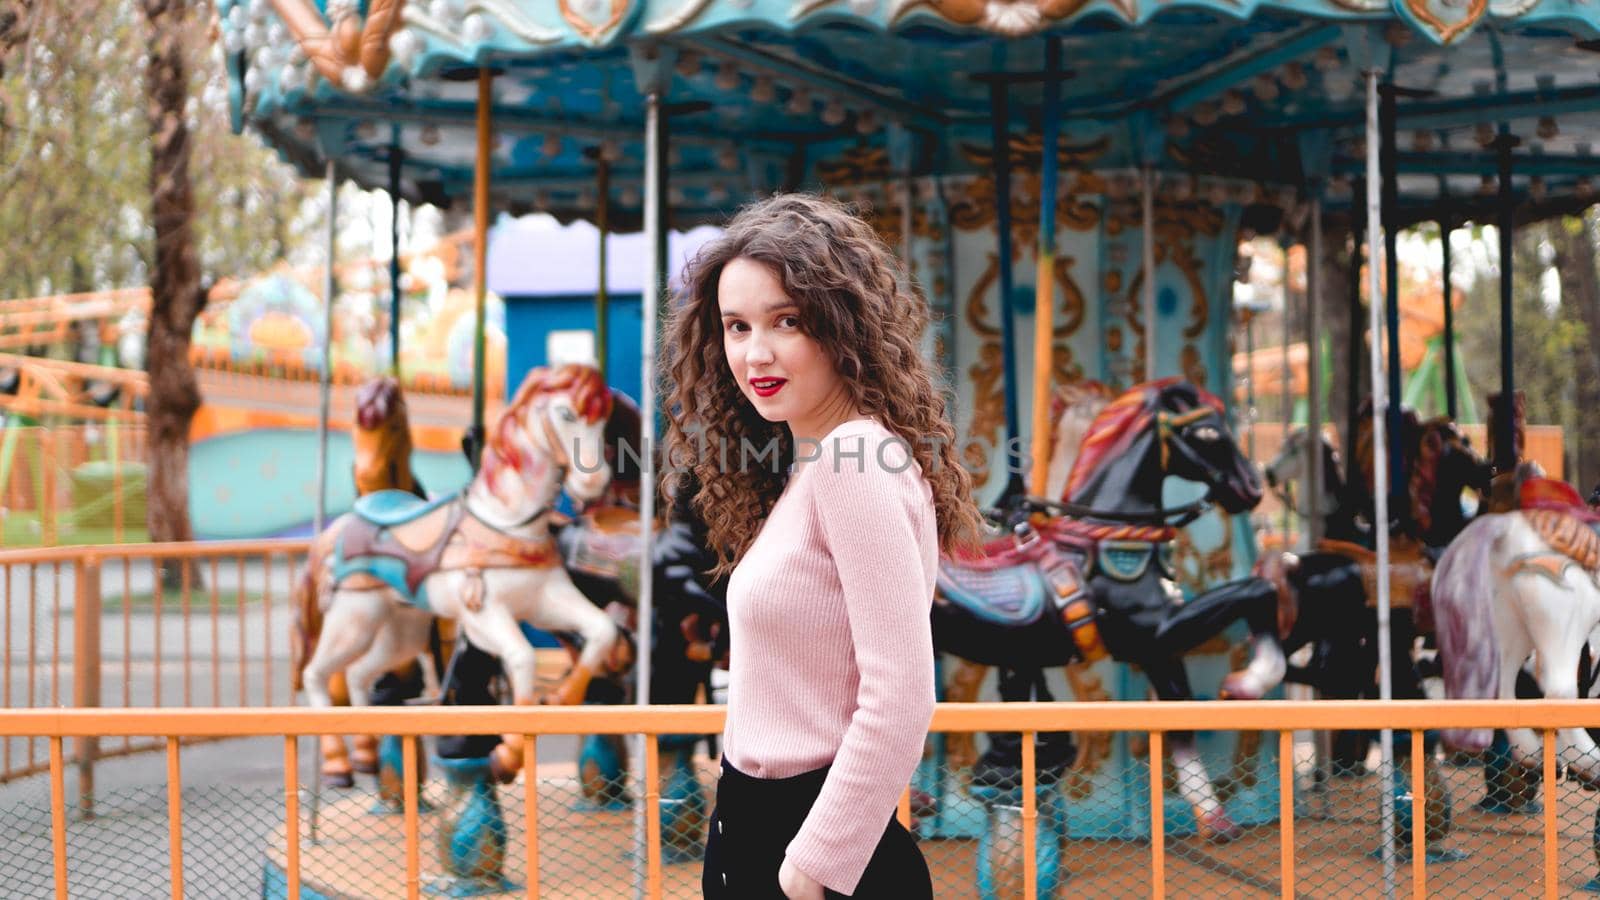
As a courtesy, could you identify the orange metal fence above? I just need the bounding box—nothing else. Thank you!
[0,701,1595,899]
[0,540,308,801]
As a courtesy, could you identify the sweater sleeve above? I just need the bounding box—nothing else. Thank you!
[784,434,936,895]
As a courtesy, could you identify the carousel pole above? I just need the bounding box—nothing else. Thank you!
[1492,134,1520,471]
[1439,176,1458,420]
[468,69,493,471]
[310,157,338,843]
[1279,231,1294,543]
[1347,177,1366,461]
[596,156,610,379]
[635,88,665,898]
[989,54,1025,495]
[1029,39,1062,497]
[388,130,403,377]
[1142,167,1158,384]
[1307,196,1325,545]
[1365,67,1398,896]
[1380,85,1406,523]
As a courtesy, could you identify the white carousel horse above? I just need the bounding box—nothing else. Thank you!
[1432,477,1600,783]
[293,363,623,782]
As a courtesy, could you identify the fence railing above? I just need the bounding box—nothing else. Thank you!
[0,540,308,795]
[0,701,1595,899]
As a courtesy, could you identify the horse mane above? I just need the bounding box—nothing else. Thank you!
[483,364,613,490]
[1408,419,1446,535]
[1064,378,1222,500]
[1047,380,1115,500]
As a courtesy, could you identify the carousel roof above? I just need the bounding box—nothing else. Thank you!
[222,0,1600,226]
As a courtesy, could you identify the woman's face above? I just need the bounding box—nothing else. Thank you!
[718,257,846,429]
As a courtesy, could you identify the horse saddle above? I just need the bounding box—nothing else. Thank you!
[354,490,457,527]
[332,492,467,611]
[562,504,643,586]
[938,531,1105,661]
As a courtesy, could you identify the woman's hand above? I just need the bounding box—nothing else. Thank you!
[778,856,825,900]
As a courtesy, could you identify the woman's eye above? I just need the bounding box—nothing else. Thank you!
[725,321,748,334]
[778,315,801,329]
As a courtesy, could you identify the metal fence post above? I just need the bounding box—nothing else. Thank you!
[72,556,101,819]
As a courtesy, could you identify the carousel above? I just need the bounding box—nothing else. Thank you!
[223,0,1600,895]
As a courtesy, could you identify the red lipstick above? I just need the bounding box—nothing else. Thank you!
[750,377,787,398]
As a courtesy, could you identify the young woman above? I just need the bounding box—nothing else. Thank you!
[664,194,981,899]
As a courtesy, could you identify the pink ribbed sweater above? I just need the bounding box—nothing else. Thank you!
[722,418,939,895]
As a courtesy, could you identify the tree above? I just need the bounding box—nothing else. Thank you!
[141,0,204,548]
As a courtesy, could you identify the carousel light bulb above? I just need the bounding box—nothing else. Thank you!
[462,13,491,42]
[1208,182,1229,207]
[1412,130,1435,153]
[600,139,621,162]
[278,64,305,92]
[1329,174,1350,196]
[855,110,880,135]
[751,75,776,104]
[1384,21,1411,48]
[675,50,701,78]
[708,185,729,203]
[1476,121,1495,147]
[542,134,562,158]
[821,97,846,126]
[1578,177,1594,200]
[1480,174,1496,196]
[786,88,811,115]
[1538,116,1559,140]
[714,61,740,92]
[621,186,641,206]
[1192,101,1218,126]
[1280,62,1308,91]
[1166,117,1190,139]
[669,146,684,168]
[669,186,687,205]
[356,120,378,141]
[717,146,739,170]
[1530,176,1547,202]
[419,124,441,146]
[389,28,421,68]
[1313,46,1340,72]
[1252,74,1279,102]
[1221,90,1246,115]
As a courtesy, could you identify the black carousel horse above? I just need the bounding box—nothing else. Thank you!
[552,390,727,858]
[1258,410,1493,855]
[933,378,1279,841]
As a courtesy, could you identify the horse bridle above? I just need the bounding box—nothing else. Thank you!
[471,399,577,533]
[1158,405,1241,504]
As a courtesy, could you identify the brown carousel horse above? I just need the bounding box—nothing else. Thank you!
[305,376,453,788]
[293,364,626,783]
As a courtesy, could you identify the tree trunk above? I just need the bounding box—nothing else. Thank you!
[1552,214,1600,491]
[1317,219,1356,452]
[141,0,205,549]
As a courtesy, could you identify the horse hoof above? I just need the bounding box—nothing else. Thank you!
[487,747,520,784]
[1217,671,1262,701]
[321,771,355,789]
[1197,808,1242,843]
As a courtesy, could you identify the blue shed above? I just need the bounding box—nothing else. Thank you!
[489,215,723,406]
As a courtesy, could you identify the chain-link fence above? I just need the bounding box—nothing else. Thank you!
[4,711,1600,898]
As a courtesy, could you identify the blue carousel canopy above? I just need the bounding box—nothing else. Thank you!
[221,0,1600,226]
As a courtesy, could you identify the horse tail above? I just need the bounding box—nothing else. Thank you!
[290,527,334,693]
[1433,514,1510,751]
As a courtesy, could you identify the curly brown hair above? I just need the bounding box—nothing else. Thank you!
[663,193,981,577]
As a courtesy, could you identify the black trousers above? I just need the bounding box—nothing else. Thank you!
[702,758,932,899]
